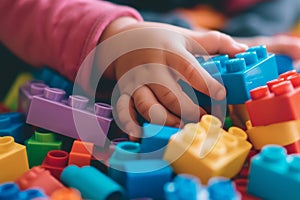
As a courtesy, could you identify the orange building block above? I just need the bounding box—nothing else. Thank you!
[51,188,82,200]
[246,72,300,126]
[68,140,94,167]
[42,150,69,179]
[163,115,252,184]
[15,166,65,196]
[0,136,29,183]
[246,120,300,152]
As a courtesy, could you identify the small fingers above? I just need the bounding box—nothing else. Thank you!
[116,93,140,141]
[132,85,183,128]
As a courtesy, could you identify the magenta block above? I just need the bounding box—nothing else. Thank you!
[26,87,113,147]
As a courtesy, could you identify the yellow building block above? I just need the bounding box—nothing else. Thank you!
[246,120,300,149]
[4,72,33,110]
[228,104,249,130]
[163,114,252,184]
[0,136,29,183]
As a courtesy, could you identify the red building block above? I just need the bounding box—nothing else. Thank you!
[41,150,69,179]
[246,72,300,126]
[234,178,261,200]
[15,166,65,196]
[68,140,94,167]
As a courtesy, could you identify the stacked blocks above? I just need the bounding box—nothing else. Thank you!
[68,140,94,167]
[61,165,124,200]
[246,70,300,153]
[202,45,278,104]
[26,87,113,147]
[123,159,173,199]
[108,141,140,185]
[16,166,65,196]
[0,136,29,183]
[140,123,180,159]
[0,112,31,144]
[41,150,69,179]
[25,130,62,167]
[247,145,300,200]
[163,115,252,184]
[0,182,47,200]
[246,70,300,126]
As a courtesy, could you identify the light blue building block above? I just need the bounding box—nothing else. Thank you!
[123,159,173,199]
[61,165,124,200]
[207,177,241,200]
[247,145,300,200]
[108,141,140,186]
[140,123,180,159]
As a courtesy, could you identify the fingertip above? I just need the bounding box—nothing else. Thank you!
[215,87,226,100]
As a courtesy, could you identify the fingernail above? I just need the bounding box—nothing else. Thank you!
[235,43,248,50]
[216,88,226,100]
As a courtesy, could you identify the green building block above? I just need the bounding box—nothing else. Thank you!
[25,130,62,168]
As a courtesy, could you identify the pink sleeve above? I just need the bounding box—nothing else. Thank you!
[0,0,142,81]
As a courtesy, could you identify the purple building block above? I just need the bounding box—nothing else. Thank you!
[26,87,113,147]
[18,81,48,114]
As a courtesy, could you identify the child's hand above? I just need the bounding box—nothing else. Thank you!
[98,17,248,140]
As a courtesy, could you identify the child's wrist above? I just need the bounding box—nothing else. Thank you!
[100,17,138,42]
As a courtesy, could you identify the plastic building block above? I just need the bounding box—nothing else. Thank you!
[247,145,300,200]
[41,150,69,179]
[36,67,73,94]
[123,159,173,199]
[224,116,233,130]
[0,136,29,183]
[275,54,294,75]
[0,112,32,144]
[234,179,260,200]
[16,166,65,196]
[246,71,300,126]
[26,87,113,147]
[202,45,278,104]
[140,123,180,159]
[108,141,140,185]
[68,140,94,167]
[228,104,249,130]
[207,177,241,200]
[164,174,202,200]
[164,175,241,200]
[18,80,48,114]
[246,120,300,153]
[25,130,62,168]
[51,188,82,200]
[163,115,252,184]
[4,72,33,111]
[61,165,124,200]
[0,182,47,200]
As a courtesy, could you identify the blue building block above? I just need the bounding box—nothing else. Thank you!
[0,182,47,200]
[207,177,241,200]
[35,67,73,94]
[123,159,173,199]
[181,45,279,105]
[108,141,140,186]
[275,54,294,75]
[140,123,180,159]
[61,165,124,200]
[164,174,201,200]
[247,145,300,200]
[0,112,31,144]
